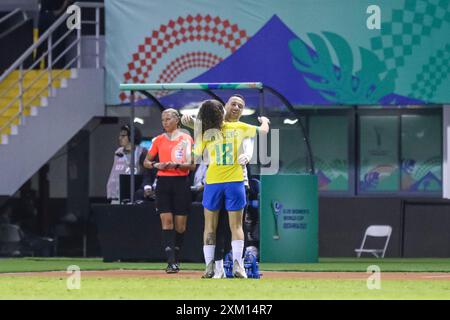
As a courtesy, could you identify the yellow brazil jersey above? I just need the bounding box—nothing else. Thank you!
[194,121,257,184]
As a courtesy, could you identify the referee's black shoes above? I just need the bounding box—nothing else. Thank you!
[165,263,180,273]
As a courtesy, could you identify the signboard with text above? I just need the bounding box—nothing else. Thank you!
[260,174,318,263]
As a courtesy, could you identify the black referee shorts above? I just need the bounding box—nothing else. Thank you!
[155,176,191,215]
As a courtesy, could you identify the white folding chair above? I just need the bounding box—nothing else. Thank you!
[355,225,392,258]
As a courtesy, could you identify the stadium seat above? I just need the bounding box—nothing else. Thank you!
[355,225,392,258]
[0,223,23,256]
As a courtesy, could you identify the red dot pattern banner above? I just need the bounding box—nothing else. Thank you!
[120,14,250,102]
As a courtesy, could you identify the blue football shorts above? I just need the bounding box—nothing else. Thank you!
[202,181,246,211]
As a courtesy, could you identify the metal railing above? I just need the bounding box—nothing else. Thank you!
[0,8,27,27]
[0,2,104,134]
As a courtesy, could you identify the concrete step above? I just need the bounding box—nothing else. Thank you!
[0,68,104,192]
[1,69,72,83]
[0,87,51,100]
[0,79,64,96]
[0,97,43,113]
[1,133,8,144]
[0,119,19,136]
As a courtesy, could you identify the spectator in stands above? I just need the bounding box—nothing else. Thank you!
[35,0,72,68]
[12,180,39,235]
[0,205,12,224]
[143,108,195,274]
[106,124,149,204]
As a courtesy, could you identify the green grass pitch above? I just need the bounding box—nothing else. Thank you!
[1,258,450,299]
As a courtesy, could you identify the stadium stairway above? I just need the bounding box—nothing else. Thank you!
[0,68,104,196]
[0,69,72,141]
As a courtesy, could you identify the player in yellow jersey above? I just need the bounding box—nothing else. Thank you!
[193,99,270,278]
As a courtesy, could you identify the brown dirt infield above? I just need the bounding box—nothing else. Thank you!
[1,270,449,281]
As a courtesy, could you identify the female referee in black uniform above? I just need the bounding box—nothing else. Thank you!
[144,109,195,273]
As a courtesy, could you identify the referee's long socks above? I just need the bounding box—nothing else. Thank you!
[162,229,176,264]
[231,240,245,267]
[174,231,185,263]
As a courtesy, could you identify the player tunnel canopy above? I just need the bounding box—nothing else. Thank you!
[119,82,263,91]
[119,82,267,115]
[118,81,301,117]
[119,82,316,202]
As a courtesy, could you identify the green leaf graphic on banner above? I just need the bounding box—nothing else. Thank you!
[409,44,450,101]
[314,157,348,191]
[413,157,441,181]
[314,158,347,179]
[289,32,396,104]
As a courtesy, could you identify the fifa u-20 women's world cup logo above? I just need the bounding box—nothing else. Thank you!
[271,200,282,240]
